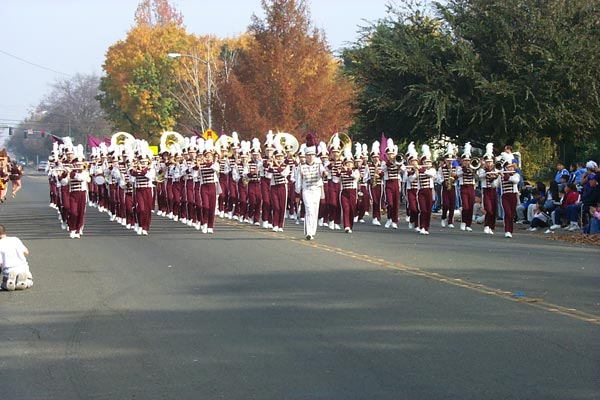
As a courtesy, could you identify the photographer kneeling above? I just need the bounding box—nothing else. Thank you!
[0,225,33,291]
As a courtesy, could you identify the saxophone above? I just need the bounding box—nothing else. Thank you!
[242,160,251,187]
[445,167,455,191]
[371,163,380,187]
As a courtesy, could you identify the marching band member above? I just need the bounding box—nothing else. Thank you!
[199,138,220,234]
[292,145,306,225]
[261,131,275,229]
[381,138,402,229]
[284,137,299,220]
[354,143,370,224]
[478,143,501,235]
[438,143,458,228]
[192,138,205,230]
[123,151,137,230]
[48,150,59,209]
[326,134,343,230]
[417,145,437,235]
[183,142,197,226]
[58,145,76,231]
[317,142,330,227]
[268,142,291,232]
[68,145,91,239]
[295,134,325,240]
[226,132,241,220]
[456,142,477,232]
[130,145,156,236]
[500,153,520,238]
[155,149,170,217]
[246,139,263,226]
[338,146,360,233]
[404,142,420,230]
[366,141,384,226]
[232,140,250,222]
[217,135,231,219]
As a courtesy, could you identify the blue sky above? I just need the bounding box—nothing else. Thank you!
[0,0,396,128]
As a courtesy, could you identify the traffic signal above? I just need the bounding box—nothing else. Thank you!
[8,127,13,136]
[23,130,27,138]
[40,130,46,138]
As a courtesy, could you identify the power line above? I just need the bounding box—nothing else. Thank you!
[0,49,72,77]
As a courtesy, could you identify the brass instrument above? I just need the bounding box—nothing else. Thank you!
[111,131,135,148]
[159,131,185,154]
[274,132,299,154]
[327,132,352,153]
[395,154,405,164]
[156,165,167,183]
[494,160,504,171]
[469,158,481,170]
[445,174,455,191]
[215,135,235,158]
[242,159,250,187]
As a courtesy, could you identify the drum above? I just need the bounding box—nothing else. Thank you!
[93,175,106,185]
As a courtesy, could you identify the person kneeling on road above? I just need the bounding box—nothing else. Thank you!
[0,224,33,291]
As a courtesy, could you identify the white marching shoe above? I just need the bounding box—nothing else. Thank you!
[447,224,455,229]
[385,219,392,228]
[504,232,512,238]
[201,224,208,234]
[408,222,414,229]
[483,226,491,235]
[460,223,466,231]
[328,221,335,230]
[318,218,324,227]
[391,222,398,229]
[372,218,381,226]
[207,228,214,234]
[466,226,473,232]
[441,219,447,227]
[334,224,341,230]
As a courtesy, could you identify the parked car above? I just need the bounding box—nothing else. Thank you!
[37,161,48,171]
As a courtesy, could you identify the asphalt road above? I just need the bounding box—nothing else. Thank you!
[1,172,599,400]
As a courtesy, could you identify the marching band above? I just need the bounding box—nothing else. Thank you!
[44,131,523,240]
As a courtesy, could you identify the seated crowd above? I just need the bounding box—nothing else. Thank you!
[515,160,600,234]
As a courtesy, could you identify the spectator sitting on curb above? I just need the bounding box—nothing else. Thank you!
[0,224,33,291]
[548,183,580,231]
[544,181,560,213]
[528,200,549,232]
[473,192,485,224]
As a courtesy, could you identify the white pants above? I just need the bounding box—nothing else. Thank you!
[302,187,321,237]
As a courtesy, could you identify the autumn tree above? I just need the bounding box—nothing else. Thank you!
[220,0,355,140]
[97,0,190,143]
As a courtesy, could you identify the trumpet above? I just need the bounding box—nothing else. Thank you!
[394,154,405,164]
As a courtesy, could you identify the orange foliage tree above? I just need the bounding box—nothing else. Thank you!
[219,0,355,141]
[98,1,190,143]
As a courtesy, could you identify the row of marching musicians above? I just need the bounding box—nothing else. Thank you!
[46,133,520,239]
[47,139,158,238]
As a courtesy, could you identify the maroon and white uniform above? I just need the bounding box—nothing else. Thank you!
[501,171,520,234]
[382,161,402,224]
[269,162,291,230]
[417,166,436,232]
[339,167,360,230]
[246,158,262,224]
[131,165,155,233]
[438,164,457,225]
[478,167,501,231]
[68,166,90,234]
[200,161,219,229]
[456,165,476,227]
